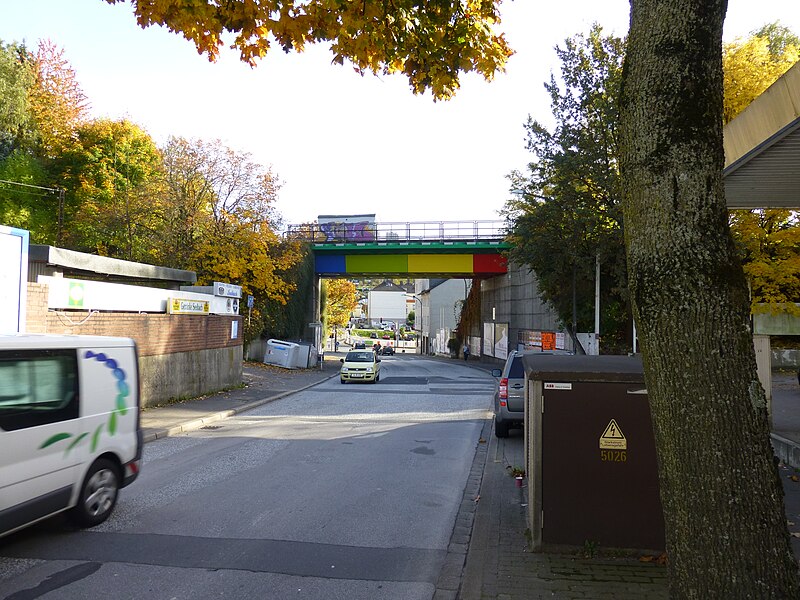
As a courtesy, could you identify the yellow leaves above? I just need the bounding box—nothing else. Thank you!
[639,553,668,565]
[109,0,513,100]
[730,209,800,312]
[723,35,799,123]
[323,278,358,328]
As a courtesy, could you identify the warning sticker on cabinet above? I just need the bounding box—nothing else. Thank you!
[599,419,627,450]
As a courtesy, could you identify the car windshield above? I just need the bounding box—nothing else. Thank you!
[345,352,374,363]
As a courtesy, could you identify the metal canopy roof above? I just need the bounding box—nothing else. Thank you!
[723,60,800,209]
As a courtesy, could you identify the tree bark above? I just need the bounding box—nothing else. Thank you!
[619,1,799,597]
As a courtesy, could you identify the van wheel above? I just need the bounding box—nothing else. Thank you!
[495,420,510,438]
[69,458,120,528]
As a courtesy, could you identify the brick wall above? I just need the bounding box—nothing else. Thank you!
[25,283,242,357]
[25,282,243,406]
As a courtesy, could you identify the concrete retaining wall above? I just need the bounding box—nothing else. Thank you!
[139,346,243,408]
[480,264,563,364]
[772,348,800,369]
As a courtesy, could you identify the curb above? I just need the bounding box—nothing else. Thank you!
[142,370,340,444]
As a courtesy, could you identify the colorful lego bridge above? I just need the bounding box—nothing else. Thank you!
[285,218,510,277]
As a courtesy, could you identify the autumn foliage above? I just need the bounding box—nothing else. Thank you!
[106,0,512,100]
[0,38,305,343]
[724,23,800,313]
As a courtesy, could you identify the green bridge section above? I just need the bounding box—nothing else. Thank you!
[286,220,511,278]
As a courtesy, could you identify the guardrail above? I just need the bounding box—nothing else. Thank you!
[285,220,507,243]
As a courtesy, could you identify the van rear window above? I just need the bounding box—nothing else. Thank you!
[0,350,79,431]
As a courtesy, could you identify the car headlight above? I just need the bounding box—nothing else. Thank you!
[341,367,349,372]
[366,367,373,373]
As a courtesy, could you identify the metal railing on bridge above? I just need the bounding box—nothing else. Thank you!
[285,220,507,244]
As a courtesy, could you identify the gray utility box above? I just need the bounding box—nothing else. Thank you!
[523,354,665,552]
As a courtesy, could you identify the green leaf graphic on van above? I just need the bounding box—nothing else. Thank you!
[39,349,131,455]
[67,432,89,452]
[91,424,103,452]
[116,393,128,415]
[39,433,72,449]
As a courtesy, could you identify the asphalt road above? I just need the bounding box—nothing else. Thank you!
[0,355,495,600]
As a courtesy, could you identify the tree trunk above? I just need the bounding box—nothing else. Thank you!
[619,1,799,597]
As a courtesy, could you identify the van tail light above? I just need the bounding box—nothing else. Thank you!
[499,377,508,405]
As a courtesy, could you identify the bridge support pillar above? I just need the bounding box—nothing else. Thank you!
[313,275,321,322]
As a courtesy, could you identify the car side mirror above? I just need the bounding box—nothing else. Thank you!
[491,368,502,377]
[340,358,344,363]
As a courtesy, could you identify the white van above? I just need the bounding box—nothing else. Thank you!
[0,334,142,537]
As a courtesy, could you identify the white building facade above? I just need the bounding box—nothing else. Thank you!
[414,278,470,356]
[367,281,413,327]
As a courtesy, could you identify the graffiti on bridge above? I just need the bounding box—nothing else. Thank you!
[317,220,377,242]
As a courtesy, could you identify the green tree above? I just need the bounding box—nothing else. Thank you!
[0,40,34,159]
[0,40,49,236]
[258,245,315,342]
[54,118,163,259]
[159,136,305,343]
[157,136,216,269]
[0,152,50,235]
[620,0,799,596]
[107,0,512,100]
[505,25,629,352]
[0,39,88,244]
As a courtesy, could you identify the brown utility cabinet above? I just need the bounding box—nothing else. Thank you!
[523,354,665,552]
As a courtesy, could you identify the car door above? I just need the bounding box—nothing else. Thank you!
[0,349,81,533]
[506,356,526,413]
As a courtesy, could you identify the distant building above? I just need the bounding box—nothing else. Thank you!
[414,278,470,355]
[367,280,413,327]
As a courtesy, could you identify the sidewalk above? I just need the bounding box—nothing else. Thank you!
[138,353,800,599]
[435,356,800,599]
[458,428,669,600]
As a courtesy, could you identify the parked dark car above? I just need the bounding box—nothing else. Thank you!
[369,332,378,339]
[491,349,574,437]
[381,346,395,356]
[353,341,366,349]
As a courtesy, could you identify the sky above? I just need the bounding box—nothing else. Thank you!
[1,0,799,228]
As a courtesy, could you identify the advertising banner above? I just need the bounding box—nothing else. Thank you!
[494,322,509,360]
[483,322,494,356]
[555,332,567,350]
[541,331,556,350]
